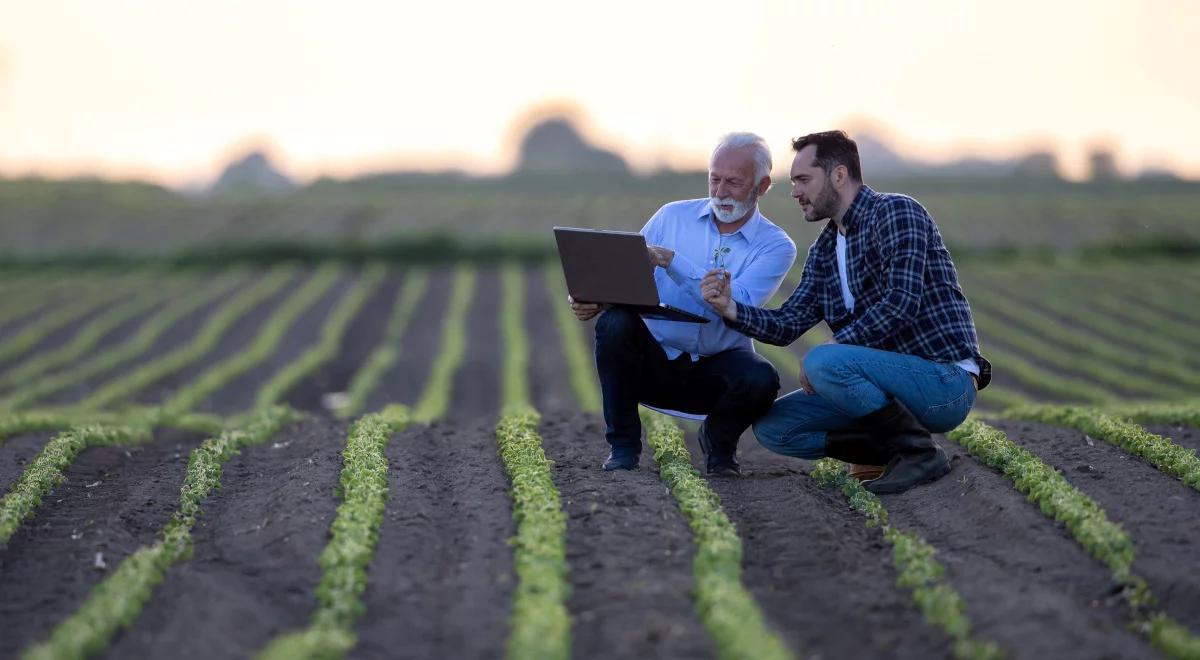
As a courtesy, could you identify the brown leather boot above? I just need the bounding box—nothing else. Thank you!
[856,401,951,495]
[824,425,894,481]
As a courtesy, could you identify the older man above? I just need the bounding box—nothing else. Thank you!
[570,132,797,475]
[702,130,991,494]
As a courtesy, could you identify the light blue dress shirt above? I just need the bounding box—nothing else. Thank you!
[640,198,797,360]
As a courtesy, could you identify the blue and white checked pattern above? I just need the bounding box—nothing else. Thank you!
[727,185,992,388]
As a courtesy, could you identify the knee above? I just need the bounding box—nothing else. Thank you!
[753,412,824,459]
[802,344,842,383]
[735,360,780,405]
[594,307,640,344]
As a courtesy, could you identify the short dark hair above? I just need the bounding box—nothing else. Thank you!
[791,130,863,182]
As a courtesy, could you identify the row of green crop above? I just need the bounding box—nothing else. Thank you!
[1002,404,1200,493]
[257,405,410,660]
[640,410,794,660]
[543,265,600,413]
[410,267,476,423]
[948,420,1200,658]
[0,276,144,365]
[0,272,109,329]
[336,270,429,419]
[20,407,300,660]
[809,459,1002,659]
[0,274,244,411]
[0,283,180,392]
[1104,399,1200,427]
[75,268,296,411]
[254,265,387,410]
[157,265,342,417]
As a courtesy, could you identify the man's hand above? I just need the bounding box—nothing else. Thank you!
[567,295,603,322]
[647,245,675,269]
[701,268,737,321]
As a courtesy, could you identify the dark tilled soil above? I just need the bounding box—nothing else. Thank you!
[38,283,241,407]
[352,421,515,660]
[448,268,501,420]
[365,268,452,412]
[0,429,207,658]
[0,433,52,493]
[540,413,714,660]
[680,428,954,659]
[526,268,576,414]
[990,419,1200,634]
[197,273,356,416]
[286,272,402,414]
[103,418,345,660]
[1146,423,1200,454]
[132,272,306,406]
[881,435,1152,659]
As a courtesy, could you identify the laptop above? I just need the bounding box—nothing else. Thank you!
[554,227,709,323]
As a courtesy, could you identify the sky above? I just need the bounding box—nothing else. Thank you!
[1,0,1198,186]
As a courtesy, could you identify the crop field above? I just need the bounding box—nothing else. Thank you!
[0,257,1198,660]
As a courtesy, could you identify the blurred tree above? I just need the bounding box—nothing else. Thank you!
[515,118,630,176]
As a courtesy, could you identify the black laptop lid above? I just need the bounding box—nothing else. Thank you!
[554,227,660,306]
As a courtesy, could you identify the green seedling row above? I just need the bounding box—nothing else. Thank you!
[411,267,476,423]
[0,278,144,365]
[160,265,342,417]
[254,265,387,410]
[337,269,429,419]
[257,405,409,660]
[0,423,151,544]
[810,459,1002,659]
[0,408,225,443]
[0,282,183,391]
[0,274,245,411]
[1002,404,1200,492]
[543,264,600,413]
[500,264,531,410]
[947,420,1200,659]
[20,406,300,660]
[78,267,296,411]
[972,342,1111,404]
[969,288,1195,398]
[1103,399,1200,427]
[641,409,794,660]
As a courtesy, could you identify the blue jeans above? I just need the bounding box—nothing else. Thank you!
[752,343,977,460]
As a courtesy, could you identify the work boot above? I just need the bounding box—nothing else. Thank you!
[698,423,740,477]
[602,446,640,471]
[855,401,951,494]
[824,425,892,481]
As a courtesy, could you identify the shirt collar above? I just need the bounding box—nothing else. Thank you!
[698,202,763,243]
[840,184,874,233]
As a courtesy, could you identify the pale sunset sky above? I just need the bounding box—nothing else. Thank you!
[1,0,1197,186]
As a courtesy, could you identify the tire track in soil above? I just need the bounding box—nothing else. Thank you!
[990,419,1200,635]
[526,267,577,415]
[285,271,401,414]
[197,273,356,416]
[448,267,500,420]
[102,418,344,660]
[882,435,1152,659]
[0,433,53,493]
[540,412,715,660]
[38,282,242,407]
[0,429,207,659]
[352,422,515,660]
[680,428,953,659]
[130,272,307,406]
[365,268,452,413]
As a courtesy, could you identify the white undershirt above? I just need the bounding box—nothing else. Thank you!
[836,232,979,376]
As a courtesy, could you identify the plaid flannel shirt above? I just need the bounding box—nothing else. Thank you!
[726,185,992,389]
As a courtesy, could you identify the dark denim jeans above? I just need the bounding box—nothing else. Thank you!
[594,307,779,458]
[752,343,977,459]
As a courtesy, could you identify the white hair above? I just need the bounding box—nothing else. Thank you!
[711,132,773,185]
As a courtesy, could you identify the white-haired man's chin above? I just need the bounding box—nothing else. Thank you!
[710,197,755,224]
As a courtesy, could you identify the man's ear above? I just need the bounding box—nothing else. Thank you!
[833,164,849,188]
[757,175,772,196]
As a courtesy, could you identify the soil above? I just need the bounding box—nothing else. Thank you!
[0,300,62,344]
[447,267,501,420]
[989,419,1200,634]
[285,271,402,414]
[526,267,577,415]
[37,282,241,407]
[197,273,356,416]
[0,429,206,658]
[103,418,343,660]
[0,304,113,374]
[352,421,516,660]
[131,272,305,406]
[882,434,1151,659]
[0,433,52,492]
[364,267,452,412]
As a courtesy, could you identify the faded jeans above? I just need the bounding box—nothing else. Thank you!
[752,343,977,460]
